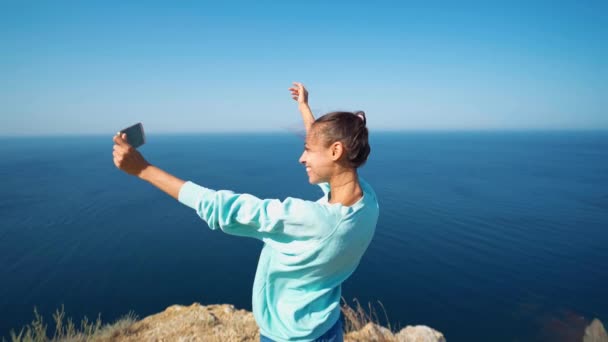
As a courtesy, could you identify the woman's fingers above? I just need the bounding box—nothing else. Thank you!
[113,136,128,150]
[292,82,305,92]
[113,144,128,154]
[289,82,307,102]
[113,133,132,148]
[289,86,299,100]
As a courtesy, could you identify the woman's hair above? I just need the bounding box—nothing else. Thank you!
[312,111,371,169]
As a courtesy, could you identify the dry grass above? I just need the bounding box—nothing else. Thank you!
[341,296,397,331]
[340,297,403,341]
[4,305,138,342]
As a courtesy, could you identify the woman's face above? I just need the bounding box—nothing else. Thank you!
[299,130,339,184]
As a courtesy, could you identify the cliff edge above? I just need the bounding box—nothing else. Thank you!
[94,302,446,342]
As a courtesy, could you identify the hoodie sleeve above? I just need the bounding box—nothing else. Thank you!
[178,181,336,241]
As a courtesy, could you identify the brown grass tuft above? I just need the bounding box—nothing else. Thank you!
[6,305,138,342]
[341,296,398,333]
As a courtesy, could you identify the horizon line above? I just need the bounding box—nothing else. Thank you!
[1,127,607,138]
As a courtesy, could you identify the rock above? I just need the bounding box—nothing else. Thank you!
[344,322,395,341]
[584,319,608,342]
[342,322,445,342]
[101,303,260,342]
[90,302,444,342]
[395,325,447,342]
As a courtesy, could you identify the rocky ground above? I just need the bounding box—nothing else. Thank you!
[9,302,606,342]
[93,302,446,342]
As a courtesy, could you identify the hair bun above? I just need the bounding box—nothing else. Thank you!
[354,111,366,125]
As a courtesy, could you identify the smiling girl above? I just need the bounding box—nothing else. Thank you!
[112,82,379,342]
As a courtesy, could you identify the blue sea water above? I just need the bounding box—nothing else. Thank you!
[0,131,607,341]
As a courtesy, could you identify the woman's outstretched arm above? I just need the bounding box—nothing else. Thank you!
[113,132,337,241]
[178,180,339,241]
[139,165,186,200]
[113,133,185,200]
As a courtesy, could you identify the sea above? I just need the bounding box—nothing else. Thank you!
[1,131,607,341]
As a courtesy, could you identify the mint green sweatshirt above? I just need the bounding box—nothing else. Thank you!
[178,176,379,342]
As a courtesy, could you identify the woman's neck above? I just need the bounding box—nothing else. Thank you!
[328,170,362,206]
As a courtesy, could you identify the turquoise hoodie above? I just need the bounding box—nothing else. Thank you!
[178,176,379,342]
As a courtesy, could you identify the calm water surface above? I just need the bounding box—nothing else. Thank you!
[1,131,607,341]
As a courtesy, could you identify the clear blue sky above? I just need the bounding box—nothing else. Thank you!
[1,1,606,136]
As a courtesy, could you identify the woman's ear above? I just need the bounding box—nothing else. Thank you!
[330,141,344,161]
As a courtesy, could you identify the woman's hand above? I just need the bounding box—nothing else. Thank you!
[288,82,309,105]
[113,133,151,176]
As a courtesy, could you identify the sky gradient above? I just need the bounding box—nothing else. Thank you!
[1,1,606,136]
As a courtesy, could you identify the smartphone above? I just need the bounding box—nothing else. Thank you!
[118,122,146,148]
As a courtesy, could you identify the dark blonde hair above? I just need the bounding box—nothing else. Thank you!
[312,111,371,168]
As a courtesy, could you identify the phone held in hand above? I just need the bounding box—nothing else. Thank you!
[118,122,146,148]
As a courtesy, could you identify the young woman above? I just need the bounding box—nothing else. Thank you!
[112,82,379,342]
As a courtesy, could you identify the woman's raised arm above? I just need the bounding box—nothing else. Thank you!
[289,82,315,133]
